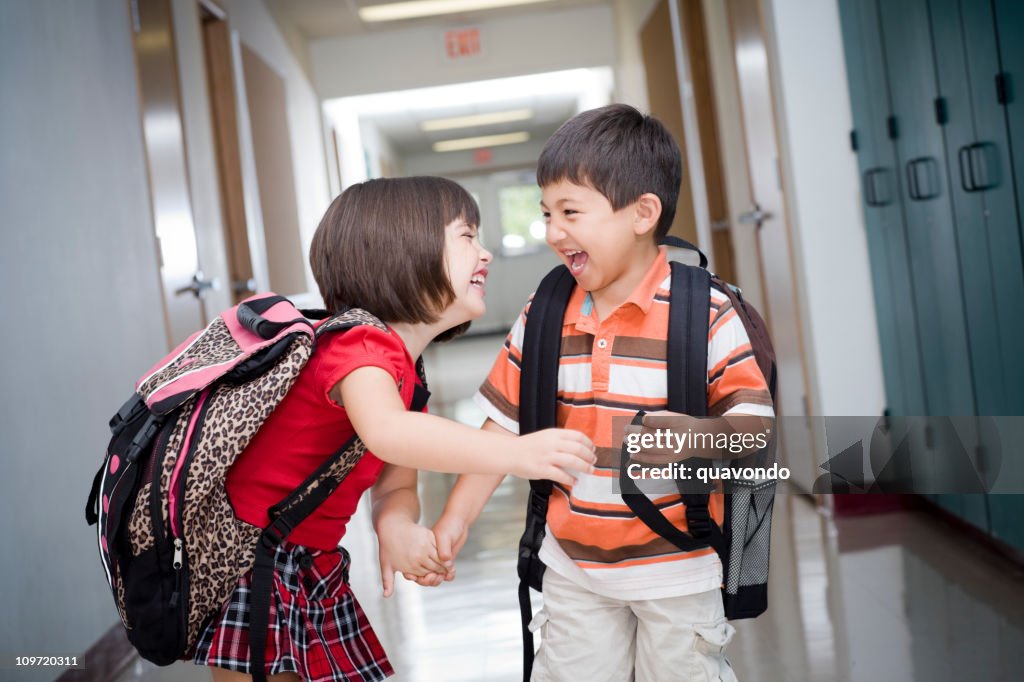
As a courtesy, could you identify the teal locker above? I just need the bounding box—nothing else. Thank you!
[988,496,1024,551]
[988,0,1024,557]
[932,495,990,532]
[877,0,977,418]
[993,0,1024,266]
[839,0,928,417]
[929,0,1024,417]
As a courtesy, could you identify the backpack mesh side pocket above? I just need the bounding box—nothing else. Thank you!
[722,477,776,618]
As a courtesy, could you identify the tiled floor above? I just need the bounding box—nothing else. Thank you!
[119,334,1024,682]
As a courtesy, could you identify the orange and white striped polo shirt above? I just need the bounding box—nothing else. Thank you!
[474,249,774,600]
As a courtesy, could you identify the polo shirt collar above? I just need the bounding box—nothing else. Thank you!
[565,248,671,328]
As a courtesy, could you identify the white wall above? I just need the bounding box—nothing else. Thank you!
[360,119,400,179]
[763,0,886,416]
[0,2,168,677]
[0,2,337,673]
[310,4,617,98]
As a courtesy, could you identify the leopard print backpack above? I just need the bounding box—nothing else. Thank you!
[85,294,421,679]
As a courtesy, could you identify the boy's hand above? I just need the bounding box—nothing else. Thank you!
[433,513,470,568]
[506,428,596,486]
[377,517,449,597]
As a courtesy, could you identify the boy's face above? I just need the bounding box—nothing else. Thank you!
[540,179,656,295]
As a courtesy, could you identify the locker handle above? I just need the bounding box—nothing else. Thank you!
[863,167,892,207]
[957,143,1000,193]
[905,157,940,201]
[958,145,977,192]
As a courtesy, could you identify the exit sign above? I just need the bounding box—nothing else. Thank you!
[444,28,483,60]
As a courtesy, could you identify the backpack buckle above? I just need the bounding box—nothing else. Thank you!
[109,394,146,436]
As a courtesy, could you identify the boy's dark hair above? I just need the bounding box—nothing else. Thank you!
[310,176,480,340]
[537,103,682,239]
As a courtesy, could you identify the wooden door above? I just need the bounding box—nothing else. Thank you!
[199,0,255,304]
[240,44,307,297]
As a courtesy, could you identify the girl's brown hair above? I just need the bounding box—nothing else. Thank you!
[309,177,480,339]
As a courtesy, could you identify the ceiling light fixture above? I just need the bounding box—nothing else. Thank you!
[421,108,534,132]
[359,0,554,23]
[433,131,530,152]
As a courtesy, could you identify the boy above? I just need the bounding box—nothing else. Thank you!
[433,104,773,681]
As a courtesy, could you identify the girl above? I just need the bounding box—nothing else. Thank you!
[192,177,595,682]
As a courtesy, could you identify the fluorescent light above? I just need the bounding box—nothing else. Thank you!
[421,108,533,132]
[433,131,530,152]
[359,0,553,22]
[503,234,526,249]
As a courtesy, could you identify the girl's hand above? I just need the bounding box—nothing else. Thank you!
[401,569,452,587]
[377,518,449,597]
[505,428,596,486]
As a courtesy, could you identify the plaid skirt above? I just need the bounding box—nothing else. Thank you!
[192,543,393,682]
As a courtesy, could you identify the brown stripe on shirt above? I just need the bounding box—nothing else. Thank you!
[611,336,667,362]
[560,334,594,356]
[479,381,519,424]
[558,534,702,565]
[709,388,773,416]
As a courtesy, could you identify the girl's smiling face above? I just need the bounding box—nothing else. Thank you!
[441,217,492,325]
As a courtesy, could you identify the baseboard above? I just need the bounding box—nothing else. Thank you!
[56,624,135,682]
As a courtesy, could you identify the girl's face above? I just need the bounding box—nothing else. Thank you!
[442,217,492,325]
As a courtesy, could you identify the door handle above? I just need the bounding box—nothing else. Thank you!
[738,203,772,227]
[232,278,257,295]
[174,272,217,298]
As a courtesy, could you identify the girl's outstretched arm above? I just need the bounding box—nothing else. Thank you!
[338,366,595,486]
[371,464,450,597]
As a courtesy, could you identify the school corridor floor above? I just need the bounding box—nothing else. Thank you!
[115,334,1024,682]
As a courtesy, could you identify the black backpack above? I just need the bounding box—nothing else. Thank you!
[515,237,778,680]
[86,295,428,682]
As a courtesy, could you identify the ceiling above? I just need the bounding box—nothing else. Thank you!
[266,0,613,164]
[370,93,579,156]
[263,0,608,40]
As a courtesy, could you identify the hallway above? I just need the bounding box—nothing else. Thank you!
[114,335,1024,682]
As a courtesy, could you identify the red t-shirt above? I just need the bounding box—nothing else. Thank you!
[226,323,423,551]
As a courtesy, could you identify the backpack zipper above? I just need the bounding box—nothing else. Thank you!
[165,389,210,633]
[170,537,185,607]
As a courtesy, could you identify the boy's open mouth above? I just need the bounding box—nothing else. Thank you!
[563,249,589,274]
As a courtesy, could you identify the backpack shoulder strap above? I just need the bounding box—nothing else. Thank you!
[620,261,724,553]
[516,264,575,682]
[667,261,711,417]
[519,266,576,434]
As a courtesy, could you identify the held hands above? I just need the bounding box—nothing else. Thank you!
[377,516,453,597]
[376,514,473,593]
[506,428,597,486]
